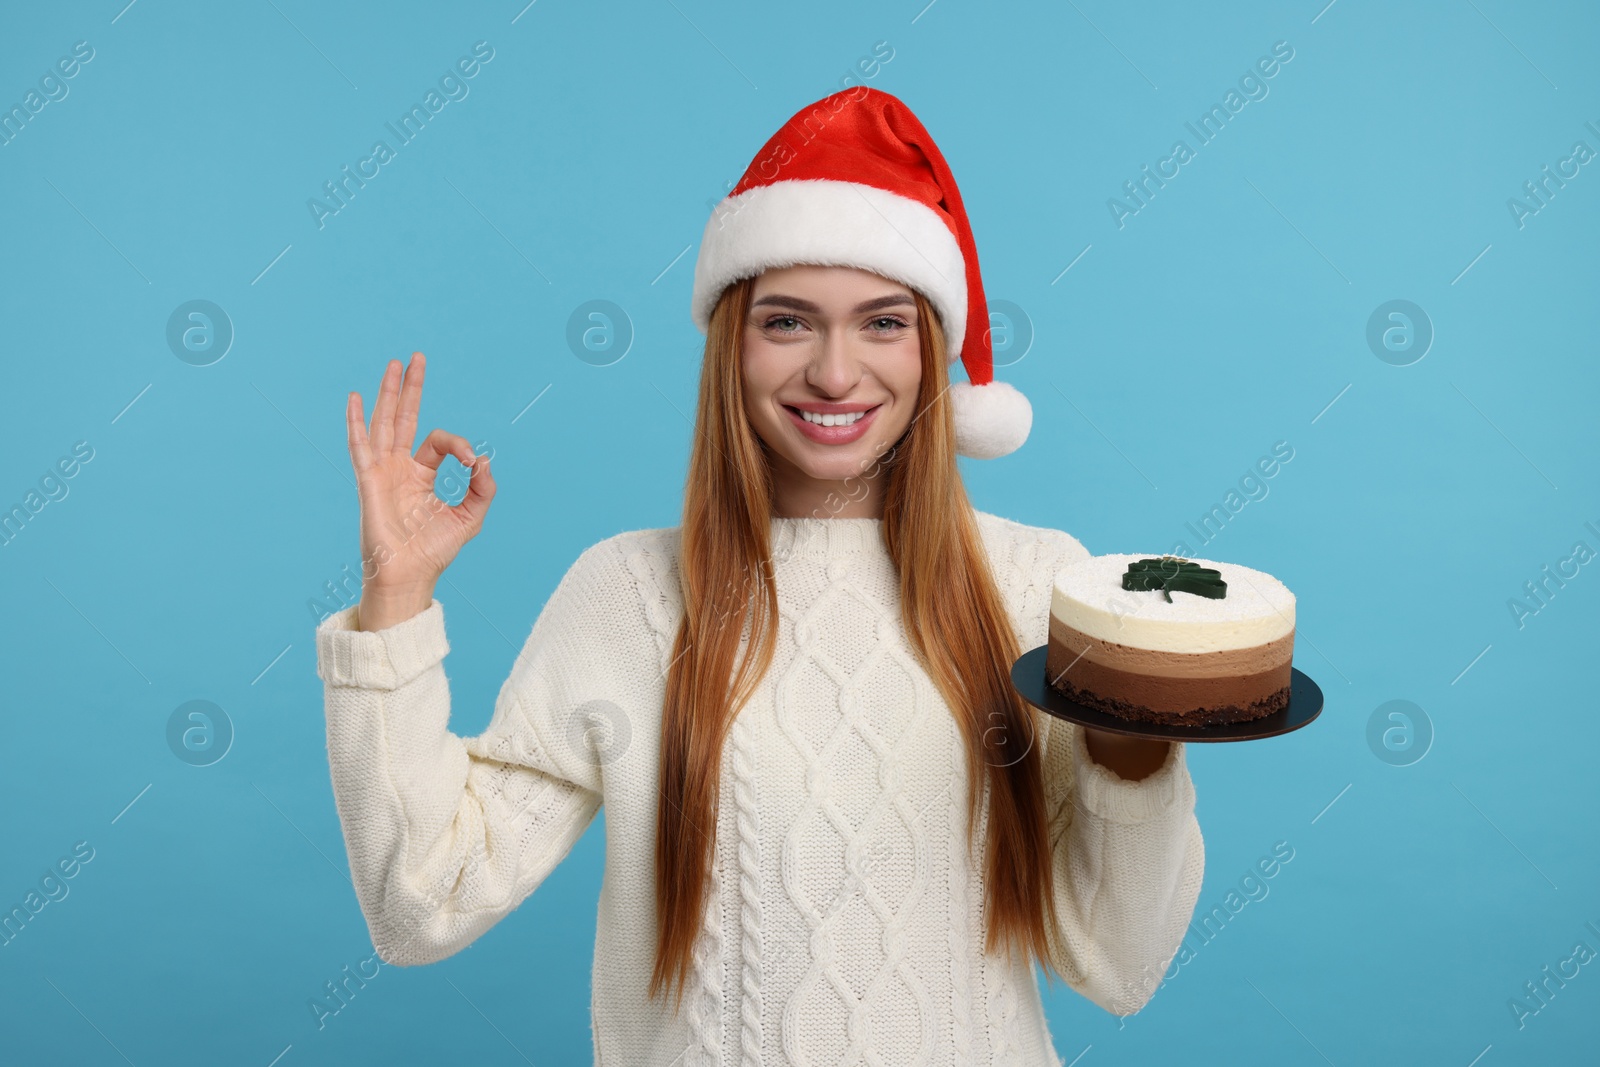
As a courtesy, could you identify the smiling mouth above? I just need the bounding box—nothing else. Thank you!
[783,404,882,427]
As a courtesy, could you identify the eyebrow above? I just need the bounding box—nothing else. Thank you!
[749,293,915,314]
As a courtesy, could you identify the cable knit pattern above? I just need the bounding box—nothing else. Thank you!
[689,855,725,1067]
[731,710,765,1067]
[945,763,975,1064]
[314,510,1205,1065]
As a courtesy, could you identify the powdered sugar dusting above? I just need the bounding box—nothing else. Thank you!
[1052,553,1295,652]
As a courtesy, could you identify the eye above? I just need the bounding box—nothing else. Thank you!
[868,315,911,332]
[762,315,804,333]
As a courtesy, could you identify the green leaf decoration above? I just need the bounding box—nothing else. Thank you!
[1121,556,1228,603]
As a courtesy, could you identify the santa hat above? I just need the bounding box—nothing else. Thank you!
[690,86,1031,460]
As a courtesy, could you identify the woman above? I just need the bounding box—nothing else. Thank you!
[316,88,1203,1065]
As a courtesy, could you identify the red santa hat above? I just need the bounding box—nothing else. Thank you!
[690,86,1031,460]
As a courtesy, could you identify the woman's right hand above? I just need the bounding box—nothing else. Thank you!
[345,351,496,631]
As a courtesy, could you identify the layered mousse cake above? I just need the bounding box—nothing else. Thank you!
[1045,554,1295,727]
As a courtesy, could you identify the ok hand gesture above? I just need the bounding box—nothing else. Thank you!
[345,352,496,631]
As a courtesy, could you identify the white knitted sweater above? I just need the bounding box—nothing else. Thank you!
[314,510,1205,1066]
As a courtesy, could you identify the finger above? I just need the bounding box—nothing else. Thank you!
[393,351,425,456]
[370,359,402,455]
[455,453,496,525]
[413,428,476,472]
[346,392,375,474]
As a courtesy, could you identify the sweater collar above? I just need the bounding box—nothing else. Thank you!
[769,514,886,560]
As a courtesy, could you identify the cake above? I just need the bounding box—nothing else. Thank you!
[1045,553,1295,726]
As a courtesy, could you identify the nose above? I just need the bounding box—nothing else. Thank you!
[804,326,863,396]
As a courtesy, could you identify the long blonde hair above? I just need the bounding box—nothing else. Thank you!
[650,274,1062,1007]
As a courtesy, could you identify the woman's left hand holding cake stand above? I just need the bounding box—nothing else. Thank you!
[1080,729,1174,781]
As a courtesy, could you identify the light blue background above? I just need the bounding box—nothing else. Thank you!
[2,0,1596,1063]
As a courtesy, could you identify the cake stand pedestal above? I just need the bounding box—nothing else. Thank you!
[1009,644,1324,743]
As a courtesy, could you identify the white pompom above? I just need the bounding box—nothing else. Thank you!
[950,380,1031,459]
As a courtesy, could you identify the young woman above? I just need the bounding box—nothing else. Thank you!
[316,88,1203,1065]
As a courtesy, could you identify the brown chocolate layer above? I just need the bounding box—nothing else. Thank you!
[1055,677,1289,727]
[1046,628,1291,722]
[1049,616,1293,678]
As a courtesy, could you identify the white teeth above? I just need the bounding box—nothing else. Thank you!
[798,409,866,427]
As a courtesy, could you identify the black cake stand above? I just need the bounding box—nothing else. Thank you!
[1009,644,1324,743]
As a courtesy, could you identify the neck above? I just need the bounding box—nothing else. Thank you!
[768,463,887,520]
[772,495,884,520]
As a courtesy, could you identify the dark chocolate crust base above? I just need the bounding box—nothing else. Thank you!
[1050,676,1290,727]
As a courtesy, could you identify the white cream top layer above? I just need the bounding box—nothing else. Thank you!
[1051,553,1295,653]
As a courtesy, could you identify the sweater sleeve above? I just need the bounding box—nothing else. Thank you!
[1040,715,1204,1015]
[1030,525,1206,1016]
[314,537,648,967]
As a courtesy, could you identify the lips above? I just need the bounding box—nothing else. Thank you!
[783,403,881,444]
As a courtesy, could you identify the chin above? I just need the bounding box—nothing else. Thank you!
[791,456,868,481]
[790,436,892,478]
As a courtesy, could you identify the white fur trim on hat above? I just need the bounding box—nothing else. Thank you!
[692,178,967,357]
[950,379,1031,460]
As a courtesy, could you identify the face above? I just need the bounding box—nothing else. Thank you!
[741,264,924,518]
